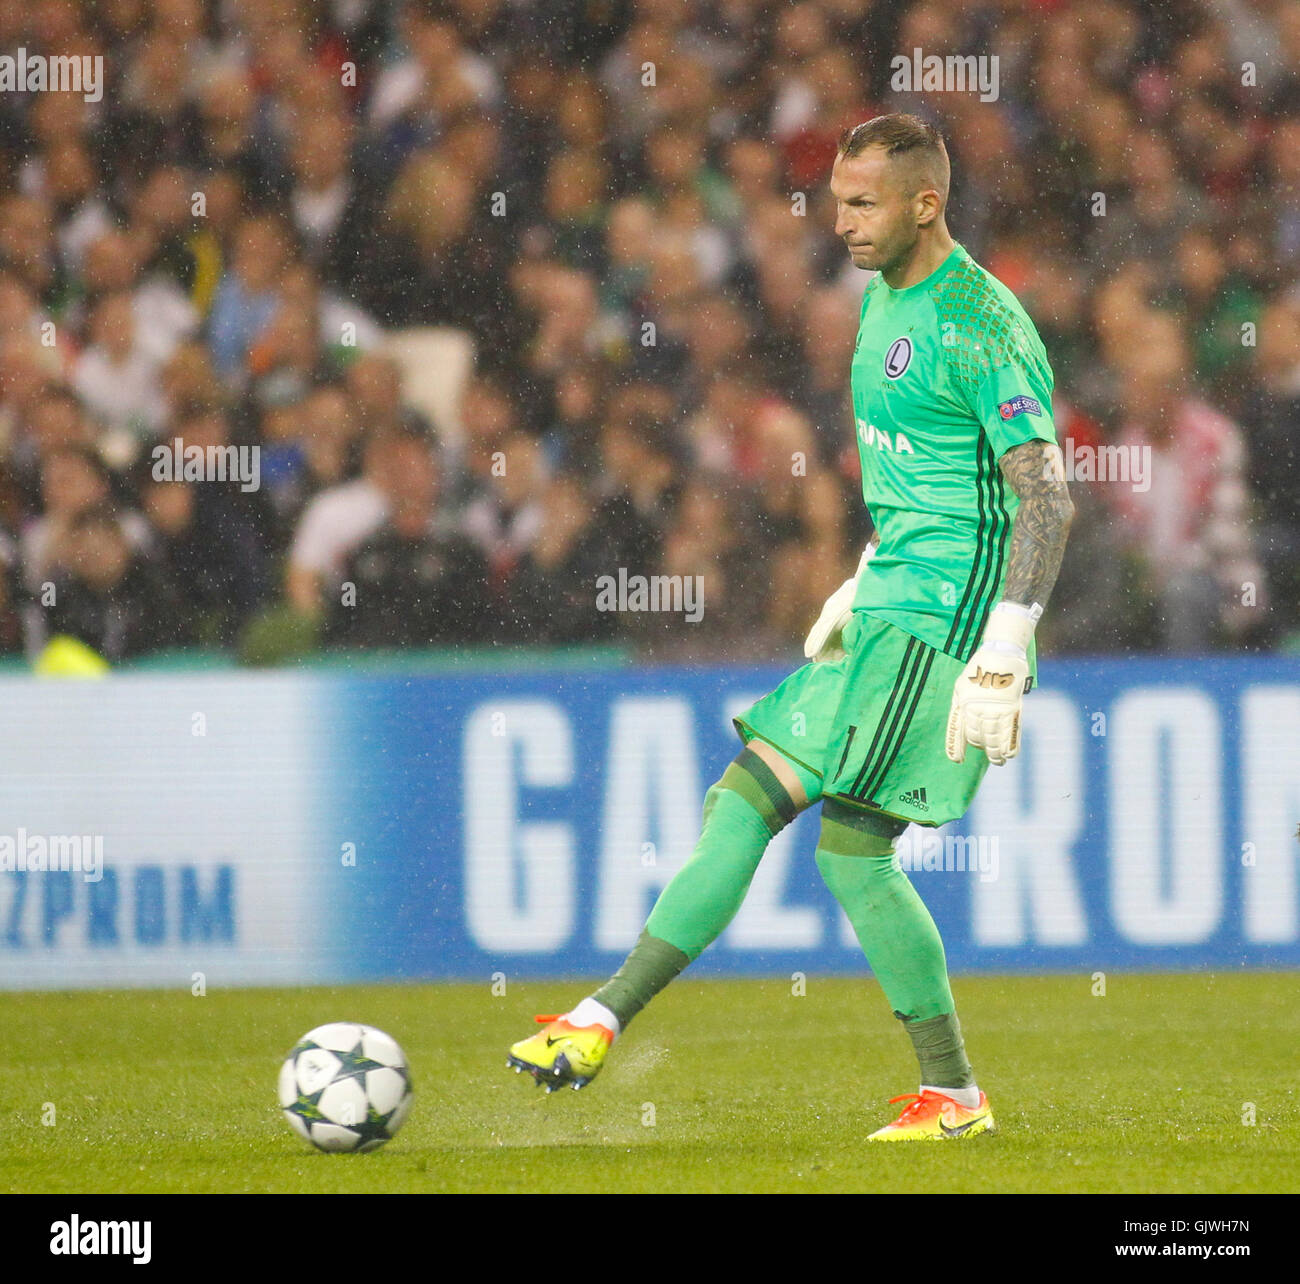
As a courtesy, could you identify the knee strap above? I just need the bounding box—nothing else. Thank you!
[715,746,807,836]
[818,795,907,858]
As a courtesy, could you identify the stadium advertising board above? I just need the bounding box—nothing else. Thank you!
[1,659,1296,989]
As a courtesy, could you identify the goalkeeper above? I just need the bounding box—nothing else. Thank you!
[507,114,1074,1141]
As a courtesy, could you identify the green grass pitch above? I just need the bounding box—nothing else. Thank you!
[2,973,1295,1194]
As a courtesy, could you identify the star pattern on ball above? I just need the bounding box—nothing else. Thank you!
[280,1026,414,1152]
[329,1044,391,1082]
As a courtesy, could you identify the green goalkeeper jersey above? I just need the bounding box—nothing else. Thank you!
[849,240,1057,666]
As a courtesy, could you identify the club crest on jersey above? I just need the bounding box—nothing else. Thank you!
[997,393,1042,420]
[884,336,912,378]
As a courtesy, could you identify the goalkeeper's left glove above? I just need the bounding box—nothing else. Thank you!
[945,600,1042,766]
[804,542,876,663]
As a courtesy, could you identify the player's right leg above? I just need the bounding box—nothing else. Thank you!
[812,800,993,1138]
[506,738,820,1091]
[817,615,995,1138]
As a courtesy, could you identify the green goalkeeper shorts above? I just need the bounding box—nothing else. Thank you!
[733,611,990,829]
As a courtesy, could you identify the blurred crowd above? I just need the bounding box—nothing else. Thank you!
[0,0,1296,665]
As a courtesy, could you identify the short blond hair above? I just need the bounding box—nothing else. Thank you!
[837,113,950,205]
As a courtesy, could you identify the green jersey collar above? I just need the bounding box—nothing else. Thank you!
[879,241,967,297]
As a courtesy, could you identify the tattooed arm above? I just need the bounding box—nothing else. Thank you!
[946,439,1074,766]
[997,439,1075,609]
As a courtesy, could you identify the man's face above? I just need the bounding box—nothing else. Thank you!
[831,147,921,275]
[235,221,281,290]
[143,480,193,535]
[42,452,104,514]
[383,439,438,513]
[72,523,130,590]
[32,397,85,451]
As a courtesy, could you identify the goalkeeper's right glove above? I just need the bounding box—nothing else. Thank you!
[803,542,876,663]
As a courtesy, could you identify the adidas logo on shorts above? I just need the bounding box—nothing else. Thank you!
[898,787,929,811]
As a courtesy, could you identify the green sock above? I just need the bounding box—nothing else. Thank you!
[591,929,691,1030]
[592,749,810,1029]
[815,799,973,1088]
[901,1012,974,1090]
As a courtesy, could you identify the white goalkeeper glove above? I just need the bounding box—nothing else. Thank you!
[804,542,877,663]
[945,600,1042,766]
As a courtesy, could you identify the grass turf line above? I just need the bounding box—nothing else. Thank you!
[0,973,1295,1194]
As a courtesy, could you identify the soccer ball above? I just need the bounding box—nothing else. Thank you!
[278,1023,414,1153]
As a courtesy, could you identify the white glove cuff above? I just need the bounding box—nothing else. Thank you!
[982,600,1042,657]
[855,541,877,578]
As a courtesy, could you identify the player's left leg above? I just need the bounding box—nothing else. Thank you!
[813,798,994,1139]
[507,738,821,1092]
[815,615,996,1138]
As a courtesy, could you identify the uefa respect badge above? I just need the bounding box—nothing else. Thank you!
[997,394,1043,420]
